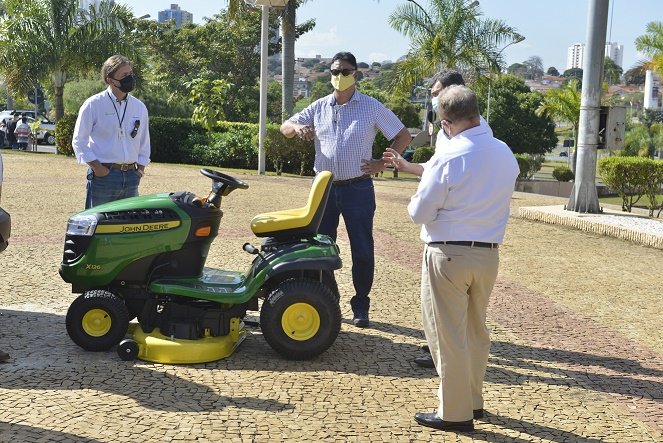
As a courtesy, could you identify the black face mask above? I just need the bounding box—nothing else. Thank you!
[112,74,136,93]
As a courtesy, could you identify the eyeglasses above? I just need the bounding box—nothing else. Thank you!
[330,69,355,76]
[130,119,140,138]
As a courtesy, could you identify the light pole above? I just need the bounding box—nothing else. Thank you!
[486,35,525,124]
[244,0,288,174]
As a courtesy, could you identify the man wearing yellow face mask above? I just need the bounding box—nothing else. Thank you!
[281,52,411,328]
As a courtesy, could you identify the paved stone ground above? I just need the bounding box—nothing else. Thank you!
[0,152,661,442]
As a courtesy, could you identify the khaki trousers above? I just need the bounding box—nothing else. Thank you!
[420,244,499,422]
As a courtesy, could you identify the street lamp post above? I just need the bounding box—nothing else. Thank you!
[244,0,288,174]
[486,35,525,124]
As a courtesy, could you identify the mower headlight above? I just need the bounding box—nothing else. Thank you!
[66,214,98,236]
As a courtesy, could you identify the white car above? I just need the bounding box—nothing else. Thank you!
[1,111,56,145]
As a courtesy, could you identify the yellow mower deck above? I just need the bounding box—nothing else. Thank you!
[127,318,246,364]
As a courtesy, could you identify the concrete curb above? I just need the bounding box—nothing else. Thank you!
[519,205,663,250]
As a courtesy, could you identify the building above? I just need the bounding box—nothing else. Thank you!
[644,70,660,110]
[567,42,624,71]
[158,4,193,28]
[567,43,585,70]
[604,42,623,68]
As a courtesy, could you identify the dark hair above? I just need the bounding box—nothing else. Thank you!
[20,112,26,117]
[430,70,465,88]
[331,52,357,70]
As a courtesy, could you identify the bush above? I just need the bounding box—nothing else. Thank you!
[552,166,574,182]
[261,124,314,176]
[598,156,663,216]
[514,154,543,180]
[412,146,434,163]
[55,113,77,156]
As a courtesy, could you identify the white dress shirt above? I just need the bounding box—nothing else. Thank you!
[72,87,150,166]
[408,123,519,244]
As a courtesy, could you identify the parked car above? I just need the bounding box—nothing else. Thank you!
[0,111,55,145]
[402,147,416,162]
[559,151,568,157]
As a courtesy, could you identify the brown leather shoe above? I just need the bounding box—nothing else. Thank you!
[414,412,474,432]
[0,350,9,363]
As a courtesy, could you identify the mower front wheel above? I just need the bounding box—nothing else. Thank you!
[260,279,341,360]
[66,290,130,351]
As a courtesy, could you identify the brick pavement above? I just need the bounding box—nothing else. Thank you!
[0,152,661,442]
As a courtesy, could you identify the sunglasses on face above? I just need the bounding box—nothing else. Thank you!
[330,68,355,76]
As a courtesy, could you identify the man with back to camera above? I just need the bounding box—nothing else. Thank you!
[384,69,494,368]
[404,85,518,432]
[72,54,150,209]
[280,51,411,328]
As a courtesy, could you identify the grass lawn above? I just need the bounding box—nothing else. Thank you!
[599,194,663,209]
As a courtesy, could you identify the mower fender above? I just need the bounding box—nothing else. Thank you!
[266,256,342,278]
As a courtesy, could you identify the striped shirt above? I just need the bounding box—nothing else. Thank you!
[289,90,405,181]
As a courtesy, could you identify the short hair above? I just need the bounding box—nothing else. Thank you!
[438,85,479,122]
[430,70,465,89]
[331,52,357,70]
[101,55,132,83]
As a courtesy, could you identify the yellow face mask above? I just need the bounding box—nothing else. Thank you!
[330,73,355,91]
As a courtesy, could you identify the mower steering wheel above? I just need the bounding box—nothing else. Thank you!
[200,168,249,190]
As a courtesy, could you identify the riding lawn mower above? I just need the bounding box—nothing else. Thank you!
[59,169,342,364]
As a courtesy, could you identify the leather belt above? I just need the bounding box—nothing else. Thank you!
[428,241,499,249]
[332,174,371,186]
[102,162,137,172]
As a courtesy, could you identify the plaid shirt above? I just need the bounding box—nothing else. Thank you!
[290,90,405,181]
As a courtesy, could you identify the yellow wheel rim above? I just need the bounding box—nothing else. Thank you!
[82,308,112,337]
[281,303,320,341]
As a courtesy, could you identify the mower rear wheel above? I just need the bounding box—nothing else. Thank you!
[66,290,130,351]
[260,279,341,360]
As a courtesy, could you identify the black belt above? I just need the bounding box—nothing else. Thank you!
[428,241,499,249]
[102,162,137,171]
[332,175,371,186]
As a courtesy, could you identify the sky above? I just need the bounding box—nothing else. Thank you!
[123,0,662,72]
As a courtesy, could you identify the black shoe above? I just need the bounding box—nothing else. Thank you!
[414,353,435,368]
[352,312,369,328]
[0,350,9,363]
[421,344,430,353]
[414,412,474,432]
[473,409,484,419]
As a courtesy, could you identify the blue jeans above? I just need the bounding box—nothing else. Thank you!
[319,178,375,315]
[85,167,141,209]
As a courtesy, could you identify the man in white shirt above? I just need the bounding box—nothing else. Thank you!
[406,86,519,433]
[72,55,150,209]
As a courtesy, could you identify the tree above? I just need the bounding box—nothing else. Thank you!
[0,0,137,121]
[536,79,581,169]
[388,0,523,93]
[507,63,528,78]
[523,56,544,80]
[479,75,556,155]
[623,66,646,85]
[547,66,560,76]
[635,21,663,76]
[603,56,623,84]
[562,68,583,84]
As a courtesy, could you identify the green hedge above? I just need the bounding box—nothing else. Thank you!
[552,166,574,182]
[412,146,434,163]
[598,156,663,217]
[514,154,543,180]
[53,115,316,174]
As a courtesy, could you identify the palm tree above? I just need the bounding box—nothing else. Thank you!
[0,0,137,120]
[388,0,522,92]
[635,21,663,76]
[536,79,581,171]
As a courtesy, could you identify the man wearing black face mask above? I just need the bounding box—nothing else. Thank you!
[72,55,150,209]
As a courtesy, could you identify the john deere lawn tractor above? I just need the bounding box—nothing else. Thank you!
[59,169,342,363]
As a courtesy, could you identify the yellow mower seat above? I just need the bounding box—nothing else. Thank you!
[251,171,333,239]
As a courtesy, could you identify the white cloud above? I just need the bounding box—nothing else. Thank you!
[295,27,343,59]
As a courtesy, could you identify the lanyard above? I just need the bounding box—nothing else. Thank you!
[107,92,128,130]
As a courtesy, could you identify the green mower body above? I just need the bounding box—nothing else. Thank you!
[60,170,342,362]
